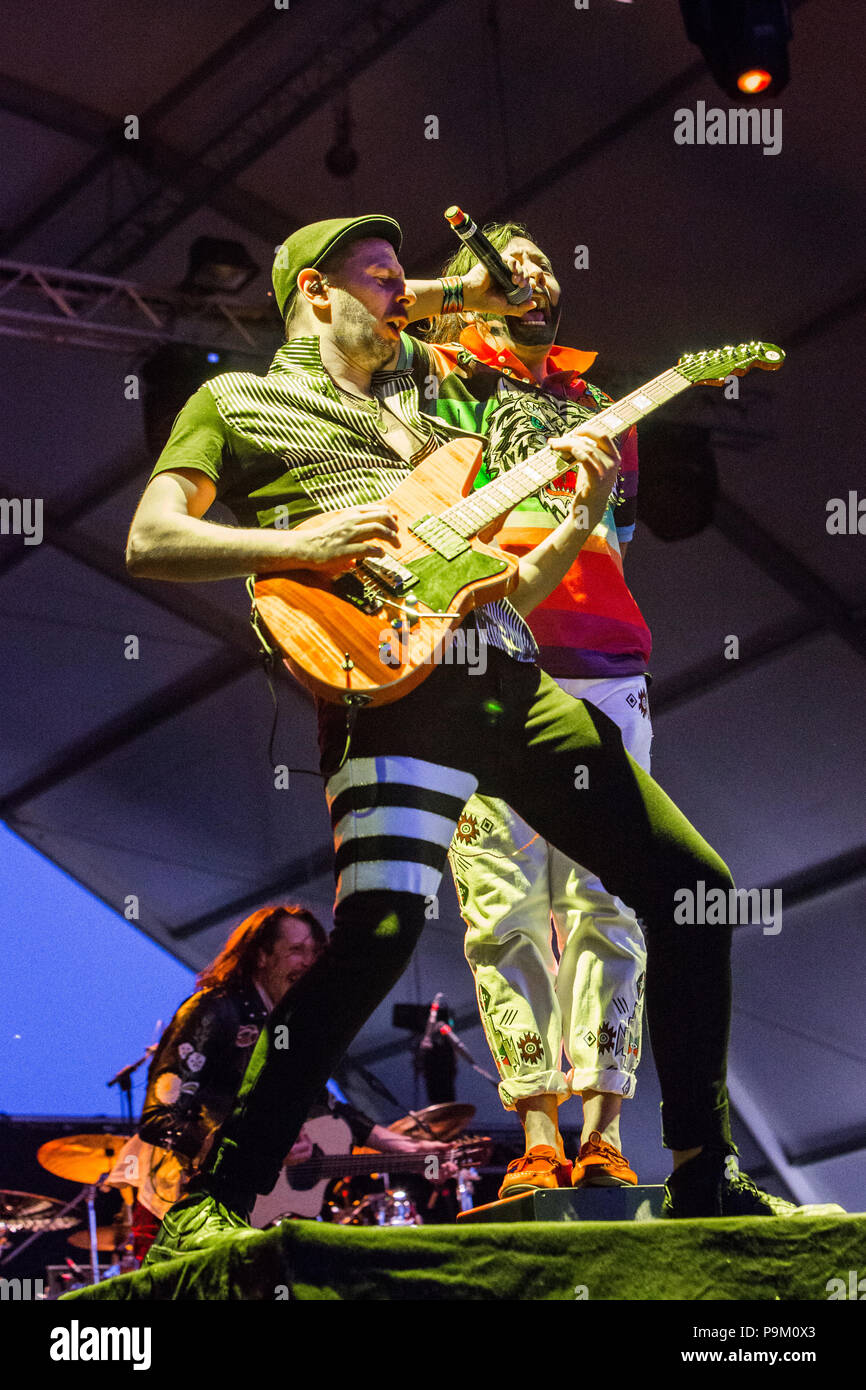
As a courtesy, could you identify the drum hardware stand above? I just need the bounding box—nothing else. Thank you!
[455,1159,481,1213]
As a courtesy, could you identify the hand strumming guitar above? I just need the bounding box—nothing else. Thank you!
[287,502,400,574]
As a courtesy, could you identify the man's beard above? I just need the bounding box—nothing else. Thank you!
[506,295,563,348]
[334,290,396,370]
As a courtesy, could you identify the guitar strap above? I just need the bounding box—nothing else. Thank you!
[408,336,433,402]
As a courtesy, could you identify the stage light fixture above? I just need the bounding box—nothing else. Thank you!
[180,236,259,295]
[679,0,792,101]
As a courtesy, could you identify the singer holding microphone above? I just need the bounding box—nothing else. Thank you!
[128,213,798,1262]
[415,217,651,1197]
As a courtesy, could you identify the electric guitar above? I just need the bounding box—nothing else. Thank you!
[250,1114,491,1225]
[253,342,784,706]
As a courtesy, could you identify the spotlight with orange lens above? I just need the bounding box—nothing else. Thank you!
[737,69,773,95]
[680,1,792,101]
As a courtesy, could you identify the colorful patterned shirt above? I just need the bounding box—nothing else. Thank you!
[419,325,652,679]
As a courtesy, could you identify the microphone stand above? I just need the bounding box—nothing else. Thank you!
[0,1179,106,1286]
[106,1047,155,1130]
[347,1061,438,1138]
[437,1024,499,1088]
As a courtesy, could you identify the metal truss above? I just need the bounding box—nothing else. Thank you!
[72,0,453,276]
[0,4,292,257]
[0,258,280,355]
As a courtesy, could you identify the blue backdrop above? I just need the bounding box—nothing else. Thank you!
[0,824,195,1118]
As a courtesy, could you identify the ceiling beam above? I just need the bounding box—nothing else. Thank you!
[0,482,261,655]
[789,1129,866,1169]
[0,650,251,817]
[169,844,334,941]
[650,611,821,716]
[713,492,866,662]
[772,844,866,912]
[0,488,315,812]
[73,0,455,275]
[410,56,706,275]
[0,7,293,256]
[411,0,817,276]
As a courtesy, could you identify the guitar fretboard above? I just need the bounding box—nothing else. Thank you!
[291,1146,479,1182]
[440,365,693,538]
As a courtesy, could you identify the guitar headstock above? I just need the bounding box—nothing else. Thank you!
[677,341,785,386]
[449,1133,493,1166]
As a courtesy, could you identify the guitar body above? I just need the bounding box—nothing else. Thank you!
[254,436,518,706]
[251,1115,352,1226]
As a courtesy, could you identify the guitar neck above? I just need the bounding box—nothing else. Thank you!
[441,364,694,537]
[297,1147,469,1181]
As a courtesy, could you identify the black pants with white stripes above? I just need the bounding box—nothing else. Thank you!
[206,649,734,1202]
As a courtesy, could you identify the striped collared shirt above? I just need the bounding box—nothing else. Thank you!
[150,334,537,662]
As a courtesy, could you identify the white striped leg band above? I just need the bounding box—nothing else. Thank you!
[325,755,478,903]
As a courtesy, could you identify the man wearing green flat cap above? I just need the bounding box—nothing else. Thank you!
[271,214,404,317]
[127,213,809,1262]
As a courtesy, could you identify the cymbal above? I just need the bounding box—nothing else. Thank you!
[68,1226,130,1253]
[0,1189,56,1220]
[388,1102,475,1141]
[0,1190,79,1234]
[37,1133,127,1184]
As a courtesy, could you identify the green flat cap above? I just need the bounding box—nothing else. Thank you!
[272,214,403,317]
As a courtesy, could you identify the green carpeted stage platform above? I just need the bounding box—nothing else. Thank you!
[63,1213,866,1301]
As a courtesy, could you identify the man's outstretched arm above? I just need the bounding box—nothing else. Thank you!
[125,468,398,583]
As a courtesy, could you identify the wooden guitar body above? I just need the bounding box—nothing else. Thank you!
[254,436,518,706]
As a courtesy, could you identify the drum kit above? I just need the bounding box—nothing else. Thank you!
[0,1132,136,1293]
[328,1102,489,1227]
[0,1105,491,1283]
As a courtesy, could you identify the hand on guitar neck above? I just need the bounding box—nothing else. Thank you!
[285,1121,451,1165]
[550,421,622,532]
[508,421,621,619]
[253,1115,491,1225]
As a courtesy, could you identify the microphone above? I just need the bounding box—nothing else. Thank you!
[419,992,443,1052]
[444,206,533,305]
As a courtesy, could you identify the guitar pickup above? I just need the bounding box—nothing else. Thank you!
[409,513,469,560]
[362,556,417,594]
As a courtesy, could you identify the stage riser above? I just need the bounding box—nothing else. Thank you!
[458,1184,665,1223]
[62,1213,866,1302]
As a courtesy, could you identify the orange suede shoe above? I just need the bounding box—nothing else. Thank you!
[498,1145,573,1199]
[572,1131,638,1187]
